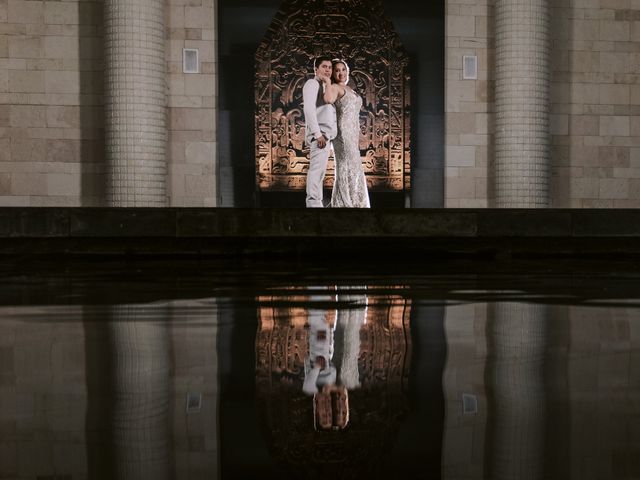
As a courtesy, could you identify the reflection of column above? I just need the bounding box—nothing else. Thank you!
[104,0,166,206]
[109,306,171,479]
[494,0,550,207]
[487,302,547,480]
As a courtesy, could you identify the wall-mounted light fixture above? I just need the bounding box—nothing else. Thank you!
[463,55,477,80]
[183,48,199,74]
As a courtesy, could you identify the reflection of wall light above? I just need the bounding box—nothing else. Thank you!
[186,392,202,413]
[183,48,199,74]
[462,393,478,415]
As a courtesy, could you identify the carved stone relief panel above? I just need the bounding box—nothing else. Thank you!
[255,0,411,192]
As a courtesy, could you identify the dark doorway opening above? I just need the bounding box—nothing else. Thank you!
[218,0,444,208]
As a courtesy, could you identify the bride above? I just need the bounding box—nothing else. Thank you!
[321,59,370,208]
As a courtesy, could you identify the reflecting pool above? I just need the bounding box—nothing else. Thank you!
[0,262,639,479]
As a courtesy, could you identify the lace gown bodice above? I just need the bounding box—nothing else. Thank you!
[330,88,370,208]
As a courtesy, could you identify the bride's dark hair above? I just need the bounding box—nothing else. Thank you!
[331,58,350,84]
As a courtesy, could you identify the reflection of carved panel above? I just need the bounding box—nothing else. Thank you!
[257,303,309,380]
[255,0,411,192]
[358,297,412,388]
[255,290,411,477]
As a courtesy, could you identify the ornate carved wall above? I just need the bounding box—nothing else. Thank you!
[255,0,411,192]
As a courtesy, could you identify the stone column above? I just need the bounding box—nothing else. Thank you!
[494,0,550,207]
[104,0,167,206]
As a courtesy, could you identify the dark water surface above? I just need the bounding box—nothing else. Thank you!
[1,260,639,479]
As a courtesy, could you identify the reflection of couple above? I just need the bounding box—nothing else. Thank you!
[302,290,367,430]
[303,56,370,208]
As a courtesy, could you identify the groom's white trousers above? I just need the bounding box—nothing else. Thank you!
[306,141,332,208]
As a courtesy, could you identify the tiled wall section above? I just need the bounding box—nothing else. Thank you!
[444,0,493,207]
[550,0,640,207]
[446,0,640,207]
[166,0,217,207]
[0,0,218,207]
[0,0,104,206]
[2,0,639,207]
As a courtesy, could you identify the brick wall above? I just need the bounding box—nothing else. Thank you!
[445,0,640,208]
[166,0,218,207]
[0,0,104,206]
[444,0,493,207]
[0,0,218,207]
[2,0,639,208]
[549,0,640,207]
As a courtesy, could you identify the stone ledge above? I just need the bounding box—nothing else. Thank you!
[0,208,639,258]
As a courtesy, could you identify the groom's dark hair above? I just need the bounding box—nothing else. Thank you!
[314,56,333,69]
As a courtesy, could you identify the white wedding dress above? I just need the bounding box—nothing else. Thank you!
[330,88,370,208]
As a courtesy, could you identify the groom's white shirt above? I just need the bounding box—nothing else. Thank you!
[303,76,337,207]
[302,77,337,144]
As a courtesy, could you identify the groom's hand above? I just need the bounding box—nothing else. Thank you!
[316,135,327,149]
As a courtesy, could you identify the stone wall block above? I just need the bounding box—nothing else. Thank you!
[8,35,41,58]
[7,0,43,24]
[600,116,630,136]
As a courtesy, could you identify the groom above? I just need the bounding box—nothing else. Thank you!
[303,56,337,207]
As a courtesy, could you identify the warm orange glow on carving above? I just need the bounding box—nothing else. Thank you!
[255,0,412,192]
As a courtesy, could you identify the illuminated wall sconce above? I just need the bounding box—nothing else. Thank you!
[183,48,199,74]
[463,55,477,80]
